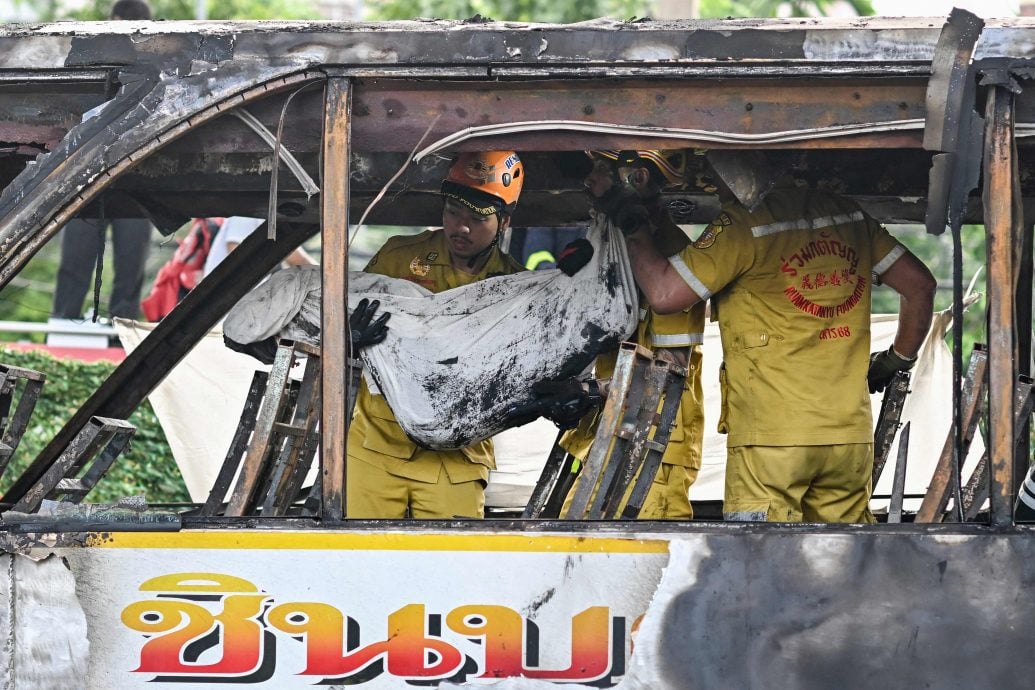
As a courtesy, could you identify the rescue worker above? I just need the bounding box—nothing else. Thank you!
[611,149,936,523]
[522,149,705,519]
[347,151,591,519]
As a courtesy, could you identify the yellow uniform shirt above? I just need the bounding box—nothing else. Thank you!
[669,188,903,447]
[348,229,524,483]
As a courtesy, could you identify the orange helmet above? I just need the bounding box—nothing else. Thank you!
[441,151,523,216]
[588,149,687,189]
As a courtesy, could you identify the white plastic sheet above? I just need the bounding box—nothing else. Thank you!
[225,214,640,450]
[115,319,267,502]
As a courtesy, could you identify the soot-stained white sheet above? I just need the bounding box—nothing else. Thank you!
[224,213,638,449]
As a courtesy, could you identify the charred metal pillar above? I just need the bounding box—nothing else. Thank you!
[1017,213,1034,499]
[983,84,1021,526]
[320,75,351,522]
[919,8,985,522]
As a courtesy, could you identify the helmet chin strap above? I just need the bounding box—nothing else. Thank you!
[465,218,502,270]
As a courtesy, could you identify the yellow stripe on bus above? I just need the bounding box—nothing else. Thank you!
[86,531,670,553]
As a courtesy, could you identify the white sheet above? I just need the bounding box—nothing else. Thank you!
[225,214,640,450]
[115,319,270,503]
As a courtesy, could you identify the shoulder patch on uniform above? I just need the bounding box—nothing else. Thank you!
[693,224,724,249]
[716,212,733,226]
[425,251,439,262]
[409,255,430,277]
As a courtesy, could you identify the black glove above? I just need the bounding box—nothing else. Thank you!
[594,182,650,235]
[867,346,916,394]
[224,335,278,365]
[349,297,390,351]
[613,203,650,236]
[556,238,594,276]
[504,378,602,430]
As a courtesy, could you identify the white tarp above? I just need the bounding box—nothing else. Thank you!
[115,319,271,503]
[224,214,640,450]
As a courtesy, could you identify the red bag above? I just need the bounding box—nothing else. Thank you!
[140,218,222,322]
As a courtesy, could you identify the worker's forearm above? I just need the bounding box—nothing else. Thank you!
[893,291,934,358]
[625,231,693,315]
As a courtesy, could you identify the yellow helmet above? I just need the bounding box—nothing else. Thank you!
[588,149,687,189]
[441,151,524,215]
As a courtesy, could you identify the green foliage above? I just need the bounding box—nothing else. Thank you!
[872,224,987,360]
[0,242,61,341]
[699,0,873,18]
[366,0,645,22]
[16,0,876,21]
[365,0,874,21]
[0,347,189,505]
[17,0,321,22]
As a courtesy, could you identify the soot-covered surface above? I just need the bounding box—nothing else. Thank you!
[629,532,1035,690]
[351,214,638,449]
[223,214,638,449]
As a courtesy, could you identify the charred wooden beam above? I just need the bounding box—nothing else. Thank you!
[321,77,349,523]
[984,85,1021,526]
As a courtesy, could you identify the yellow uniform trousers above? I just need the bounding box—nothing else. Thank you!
[346,451,485,519]
[347,228,523,519]
[723,443,876,523]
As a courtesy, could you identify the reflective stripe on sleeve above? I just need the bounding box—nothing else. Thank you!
[668,255,712,300]
[652,332,704,347]
[872,244,906,276]
[751,210,866,237]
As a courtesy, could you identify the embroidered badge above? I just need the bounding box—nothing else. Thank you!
[425,251,439,262]
[409,256,430,277]
[716,212,732,226]
[693,224,724,249]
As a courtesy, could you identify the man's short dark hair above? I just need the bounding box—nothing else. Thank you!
[110,0,152,20]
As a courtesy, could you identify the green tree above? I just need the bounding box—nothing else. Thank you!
[699,0,873,17]
[365,0,874,21]
[14,0,321,22]
[366,0,645,22]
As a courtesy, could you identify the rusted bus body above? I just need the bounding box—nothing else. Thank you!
[0,15,1033,689]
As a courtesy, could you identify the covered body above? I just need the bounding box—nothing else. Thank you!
[223,214,638,448]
